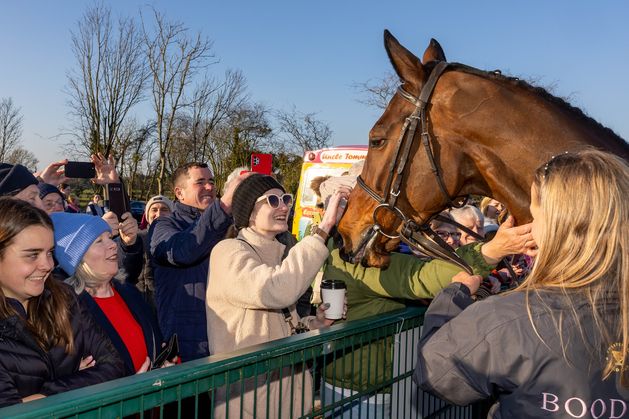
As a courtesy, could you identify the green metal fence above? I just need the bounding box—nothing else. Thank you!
[0,306,486,418]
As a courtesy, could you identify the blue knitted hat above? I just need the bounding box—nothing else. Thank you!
[50,212,111,276]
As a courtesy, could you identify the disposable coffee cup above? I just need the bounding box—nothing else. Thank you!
[320,279,346,320]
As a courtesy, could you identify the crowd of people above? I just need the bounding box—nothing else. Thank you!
[0,148,626,418]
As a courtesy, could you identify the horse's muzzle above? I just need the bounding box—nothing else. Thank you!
[339,226,380,266]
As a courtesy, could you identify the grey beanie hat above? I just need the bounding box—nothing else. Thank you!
[232,174,284,229]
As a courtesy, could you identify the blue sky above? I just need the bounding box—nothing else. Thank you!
[1,1,627,170]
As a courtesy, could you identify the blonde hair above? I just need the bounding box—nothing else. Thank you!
[517,149,628,384]
[222,166,249,195]
[479,196,493,217]
[66,260,112,295]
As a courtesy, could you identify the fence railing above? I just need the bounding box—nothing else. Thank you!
[0,306,486,418]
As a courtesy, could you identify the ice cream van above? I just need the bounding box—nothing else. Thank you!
[292,145,368,240]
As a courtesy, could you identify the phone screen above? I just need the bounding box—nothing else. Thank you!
[107,183,130,221]
[65,161,96,179]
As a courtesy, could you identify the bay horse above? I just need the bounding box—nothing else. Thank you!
[338,30,629,269]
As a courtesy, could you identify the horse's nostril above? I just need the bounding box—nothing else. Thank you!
[333,229,344,249]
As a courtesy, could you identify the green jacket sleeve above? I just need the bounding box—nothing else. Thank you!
[325,242,494,301]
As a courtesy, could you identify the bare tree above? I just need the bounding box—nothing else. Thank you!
[273,151,303,195]
[352,71,398,110]
[274,106,332,155]
[0,97,23,162]
[66,3,147,158]
[5,147,38,171]
[142,8,215,193]
[161,101,271,192]
[188,69,248,163]
[115,120,155,199]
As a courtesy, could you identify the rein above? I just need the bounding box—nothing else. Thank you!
[355,60,476,274]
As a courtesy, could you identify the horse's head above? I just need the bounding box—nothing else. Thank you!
[338,31,628,269]
[338,32,458,267]
[338,31,536,268]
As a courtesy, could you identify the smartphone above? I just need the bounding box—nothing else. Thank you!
[251,153,273,175]
[153,334,179,369]
[65,161,96,179]
[106,183,130,221]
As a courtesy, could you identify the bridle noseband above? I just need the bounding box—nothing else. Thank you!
[355,61,481,274]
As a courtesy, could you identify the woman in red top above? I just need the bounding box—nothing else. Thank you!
[51,212,175,375]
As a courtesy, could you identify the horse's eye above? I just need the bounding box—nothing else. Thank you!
[370,138,386,148]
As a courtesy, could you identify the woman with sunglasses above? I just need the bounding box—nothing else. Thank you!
[206,174,349,418]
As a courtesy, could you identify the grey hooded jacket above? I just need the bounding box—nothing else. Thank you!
[414,283,628,418]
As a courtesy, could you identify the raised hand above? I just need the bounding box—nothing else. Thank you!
[118,212,138,246]
[102,212,120,236]
[481,216,537,264]
[220,171,253,214]
[91,153,119,185]
[39,159,69,186]
[319,187,352,234]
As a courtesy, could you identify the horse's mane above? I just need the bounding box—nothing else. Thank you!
[446,62,627,146]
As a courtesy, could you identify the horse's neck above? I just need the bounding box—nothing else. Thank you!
[462,153,534,224]
[457,84,627,224]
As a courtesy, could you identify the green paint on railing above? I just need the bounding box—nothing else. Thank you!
[0,306,486,418]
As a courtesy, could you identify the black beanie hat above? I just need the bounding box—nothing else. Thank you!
[232,174,284,229]
[0,163,38,197]
[38,182,64,200]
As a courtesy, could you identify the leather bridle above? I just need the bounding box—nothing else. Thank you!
[355,61,483,274]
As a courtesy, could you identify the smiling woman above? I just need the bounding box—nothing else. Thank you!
[51,212,169,376]
[0,198,124,407]
[206,174,350,418]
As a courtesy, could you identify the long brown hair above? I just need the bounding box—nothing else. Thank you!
[0,198,75,353]
[517,149,628,384]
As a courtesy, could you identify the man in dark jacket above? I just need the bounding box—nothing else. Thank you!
[149,162,244,361]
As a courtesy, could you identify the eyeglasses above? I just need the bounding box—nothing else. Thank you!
[436,230,461,240]
[255,193,294,209]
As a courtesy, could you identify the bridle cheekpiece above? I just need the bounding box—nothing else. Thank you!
[355,61,481,274]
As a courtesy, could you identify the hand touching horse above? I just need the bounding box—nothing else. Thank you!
[338,31,628,268]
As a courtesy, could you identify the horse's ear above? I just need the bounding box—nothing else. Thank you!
[422,38,447,63]
[384,30,424,88]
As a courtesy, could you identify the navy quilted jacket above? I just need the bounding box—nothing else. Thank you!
[0,285,124,407]
[149,200,231,361]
